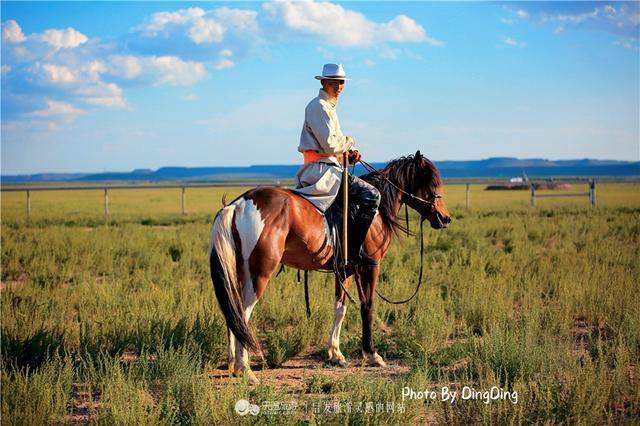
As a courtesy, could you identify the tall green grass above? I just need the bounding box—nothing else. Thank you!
[1,183,639,423]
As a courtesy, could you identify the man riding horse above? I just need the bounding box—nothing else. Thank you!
[208,63,451,385]
[294,63,380,268]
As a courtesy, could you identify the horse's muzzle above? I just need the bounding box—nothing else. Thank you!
[426,211,451,229]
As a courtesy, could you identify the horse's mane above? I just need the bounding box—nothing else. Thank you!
[361,154,442,235]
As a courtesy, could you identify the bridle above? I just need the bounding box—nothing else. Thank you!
[359,159,443,219]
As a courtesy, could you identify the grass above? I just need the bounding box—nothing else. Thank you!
[1,183,639,423]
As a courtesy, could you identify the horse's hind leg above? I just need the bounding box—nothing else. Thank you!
[230,193,288,384]
[227,329,236,373]
[327,276,350,367]
[233,279,260,384]
[233,239,283,384]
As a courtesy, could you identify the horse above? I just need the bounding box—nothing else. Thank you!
[208,150,450,384]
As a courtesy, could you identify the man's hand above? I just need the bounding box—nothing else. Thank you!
[347,149,361,165]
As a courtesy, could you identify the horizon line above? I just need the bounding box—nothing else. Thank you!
[2,156,639,177]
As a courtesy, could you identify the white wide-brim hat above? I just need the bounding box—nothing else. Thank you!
[315,63,350,80]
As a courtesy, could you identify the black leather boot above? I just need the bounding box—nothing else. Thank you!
[348,212,379,267]
[342,174,381,269]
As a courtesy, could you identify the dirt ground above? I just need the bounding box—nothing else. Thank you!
[209,349,410,393]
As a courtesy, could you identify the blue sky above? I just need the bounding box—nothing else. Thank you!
[1,1,638,174]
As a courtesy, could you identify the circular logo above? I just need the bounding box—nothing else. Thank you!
[248,403,260,416]
[235,399,250,416]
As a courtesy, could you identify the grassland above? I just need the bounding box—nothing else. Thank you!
[1,183,639,424]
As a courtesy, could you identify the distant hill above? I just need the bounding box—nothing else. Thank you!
[2,158,638,183]
[2,172,92,182]
[435,157,635,169]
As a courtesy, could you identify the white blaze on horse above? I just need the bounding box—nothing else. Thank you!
[208,151,450,384]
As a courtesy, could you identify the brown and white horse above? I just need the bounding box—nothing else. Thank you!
[208,151,450,384]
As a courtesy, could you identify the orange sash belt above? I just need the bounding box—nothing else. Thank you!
[303,150,337,164]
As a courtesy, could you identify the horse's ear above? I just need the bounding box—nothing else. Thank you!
[415,150,422,161]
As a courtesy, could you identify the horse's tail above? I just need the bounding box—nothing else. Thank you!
[209,205,260,352]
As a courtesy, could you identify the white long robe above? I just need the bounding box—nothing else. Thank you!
[293,89,354,212]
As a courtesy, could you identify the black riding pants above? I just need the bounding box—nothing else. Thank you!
[345,174,381,259]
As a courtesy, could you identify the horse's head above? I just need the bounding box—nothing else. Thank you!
[404,150,451,230]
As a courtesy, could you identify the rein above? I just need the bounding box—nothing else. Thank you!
[287,157,440,315]
[358,159,438,305]
[376,219,425,304]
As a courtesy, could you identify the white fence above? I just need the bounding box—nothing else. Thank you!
[2,178,638,218]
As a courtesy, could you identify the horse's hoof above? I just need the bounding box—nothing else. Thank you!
[245,370,260,385]
[363,352,387,367]
[232,368,260,385]
[329,357,348,368]
[328,348,348,368]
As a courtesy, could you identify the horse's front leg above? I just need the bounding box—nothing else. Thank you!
[327,276,350,367]
[358,266,387,367]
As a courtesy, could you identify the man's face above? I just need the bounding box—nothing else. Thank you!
[322,79,345,98]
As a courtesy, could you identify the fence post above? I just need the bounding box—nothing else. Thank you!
[26,190,31,218]
[530,184,536,207]
[104,188,109,217]
[589,180,596,207]
[465,183,470,209]
[181,187,186,215]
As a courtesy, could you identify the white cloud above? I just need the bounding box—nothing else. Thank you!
[12,45,31,60]
[180,94,198,101]
[33,60,128,109]
[502,36,526,48]
[138,7,206,36]
[17,98,86,133]
[109,55,144,79]
[263,1,372,46]
[2,20,25,43]
[379,15,439,45]
[512,3,639,46]
[38,27,88,49]
[135,6,258,45]
[263,0,442,47]
[1,65,12,74]
[188,17,225,44]
[108,54,207,85]
[37,61,108,86]
[214,58,234,70]
[81,60,107,81]
[545,9,599,25]
[213,7,259,33]
[78,81,127,108]
[149,56,207,85]
[213,49,234,70]
[364,58,375,67]
[27,99,85,120]
[40,63,78,84]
